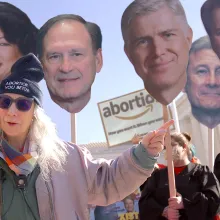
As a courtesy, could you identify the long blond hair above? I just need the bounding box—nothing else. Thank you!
[29,105,68,180]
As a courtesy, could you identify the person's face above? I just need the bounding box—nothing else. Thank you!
[186,49,220,110]
[0,93,34,139]
[124,199,134,212]
[171,139,186,162]
[42,20,103,102]
[124,6,192,101]
[209,7,220,58]
[0,29,22,81]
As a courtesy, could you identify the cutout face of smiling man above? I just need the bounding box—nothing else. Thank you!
[121,0,193,105]
[37,15,103,113]
[185,36,220,129]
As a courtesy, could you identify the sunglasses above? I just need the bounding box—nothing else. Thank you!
[0,95,34,112]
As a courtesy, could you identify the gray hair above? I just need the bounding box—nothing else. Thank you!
[189,35,212,56]
[121,0,188,44]
[187,36,212,72]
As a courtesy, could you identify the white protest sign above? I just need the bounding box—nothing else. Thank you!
[98,89,166,147]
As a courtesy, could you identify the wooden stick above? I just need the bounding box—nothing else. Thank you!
[208,128,214,171]
[71,113,77,143]
[170,101,180,132]
[163,105,176,197]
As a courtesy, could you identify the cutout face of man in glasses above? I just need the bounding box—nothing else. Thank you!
[37,15,103,113]
[185,36,220,129]
[121,0,193,105]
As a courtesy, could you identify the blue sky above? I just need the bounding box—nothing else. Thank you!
[7,0,207,144]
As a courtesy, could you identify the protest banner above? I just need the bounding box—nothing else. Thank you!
[98,89,174,147]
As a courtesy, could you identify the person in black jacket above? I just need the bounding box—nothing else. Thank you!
[214,153,220,183]
[139,132,220,220]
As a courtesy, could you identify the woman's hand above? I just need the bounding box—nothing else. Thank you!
[141,120,174,156]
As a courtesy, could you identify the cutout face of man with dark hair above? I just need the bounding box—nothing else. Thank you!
[201,1,220,60]
[209,7,220,58]
[39,17,103,113]
[121,1,193,105]
[185,36,220,129]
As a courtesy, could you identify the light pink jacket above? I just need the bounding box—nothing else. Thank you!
[35,143,154,220]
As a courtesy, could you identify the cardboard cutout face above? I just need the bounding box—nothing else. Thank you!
[201,0,220,60]
[0,29,22,81]
[0,2,38,81]
[185,36,220,129]
[38,16,103,113]
[122,1,193,106]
